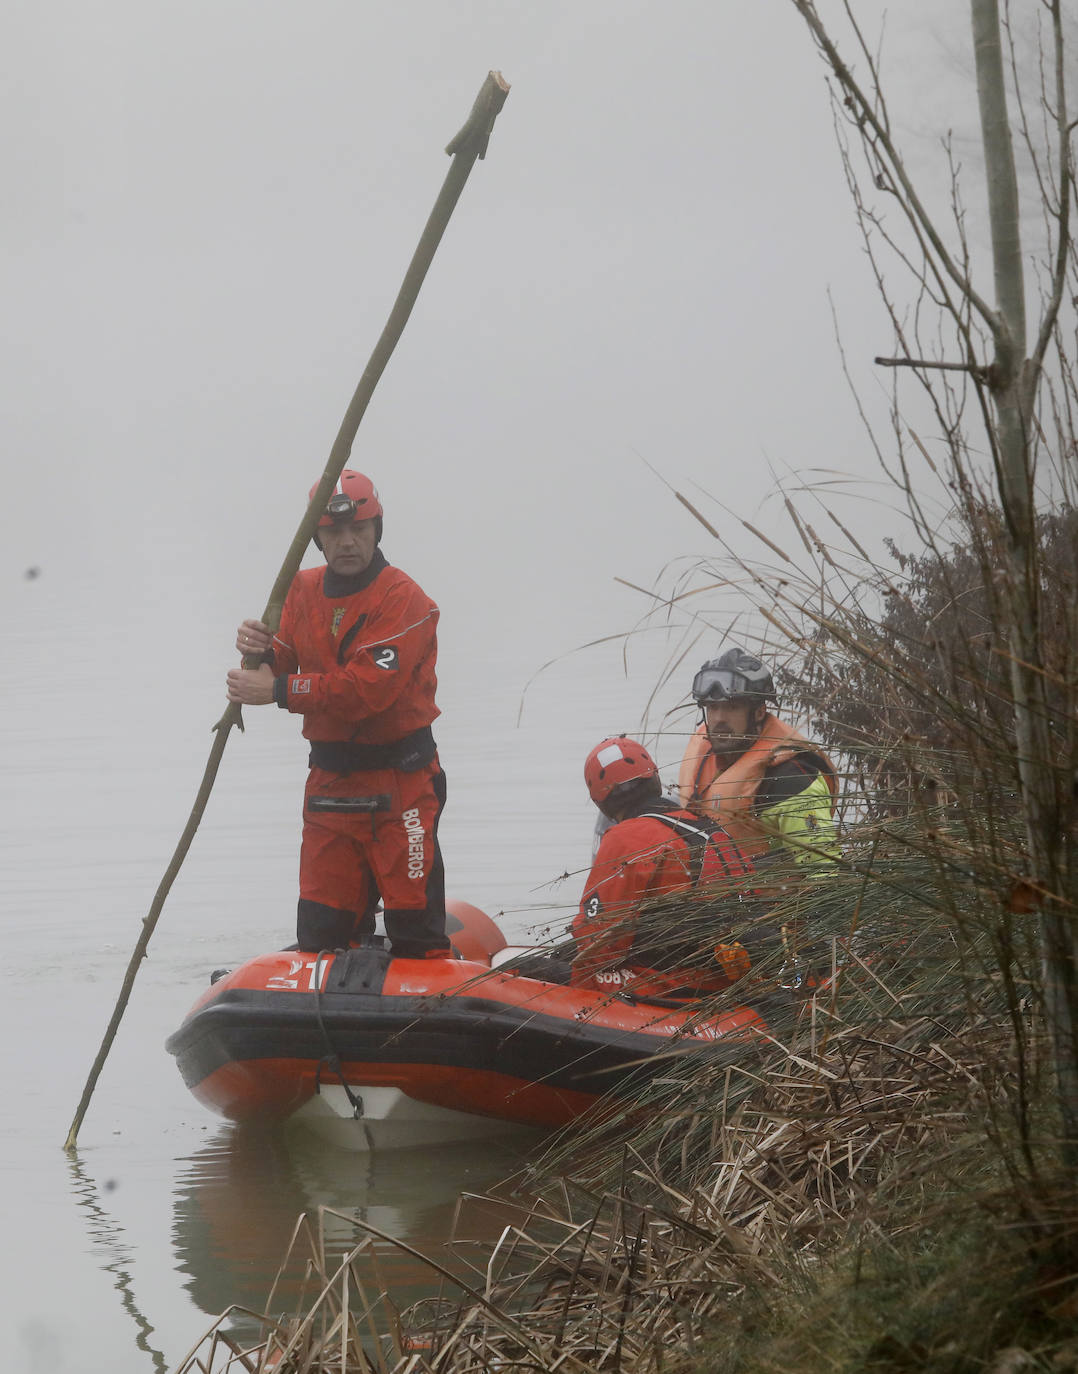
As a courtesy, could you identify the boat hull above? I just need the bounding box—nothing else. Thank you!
[167,941,766,1149]
[291,1085,543,1150]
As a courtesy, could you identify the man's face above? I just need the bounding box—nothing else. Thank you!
[703,697,763,757]
[319,517,378,576]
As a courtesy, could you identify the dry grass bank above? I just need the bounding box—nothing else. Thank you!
[170,874,1078,1373]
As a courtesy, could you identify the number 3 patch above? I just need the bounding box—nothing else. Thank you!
[372,646,399,671]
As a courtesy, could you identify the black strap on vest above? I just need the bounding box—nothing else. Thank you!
[639,812,719,888]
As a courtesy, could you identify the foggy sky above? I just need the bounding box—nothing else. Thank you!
[3,1,975,606]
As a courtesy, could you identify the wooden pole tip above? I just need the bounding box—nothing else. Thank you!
[445,70,512,161]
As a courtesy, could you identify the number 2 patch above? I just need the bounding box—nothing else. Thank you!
[372,646,399,671]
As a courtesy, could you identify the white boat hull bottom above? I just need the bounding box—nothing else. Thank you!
[288,1084,543,1152]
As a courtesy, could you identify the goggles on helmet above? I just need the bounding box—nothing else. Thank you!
[692,666,754,703]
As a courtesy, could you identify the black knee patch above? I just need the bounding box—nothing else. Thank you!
[296,899,373,951]
[383,907,451,959]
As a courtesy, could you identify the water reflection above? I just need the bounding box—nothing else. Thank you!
[171,1122,535,1341]
[67,1155,170,1374]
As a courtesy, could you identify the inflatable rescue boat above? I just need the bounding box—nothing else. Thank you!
[166,901,767,1149]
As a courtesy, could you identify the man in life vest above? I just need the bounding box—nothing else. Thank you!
[572,735,760,997]
[226,470,451,960]
[678,647,838,863]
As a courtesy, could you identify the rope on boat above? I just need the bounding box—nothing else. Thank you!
[312,950,376,1149]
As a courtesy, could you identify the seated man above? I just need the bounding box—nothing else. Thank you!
[572,736,761,997]
[678,646,839,864]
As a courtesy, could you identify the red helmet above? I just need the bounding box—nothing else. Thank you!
[584,736,659,805]
[310,470,383,528]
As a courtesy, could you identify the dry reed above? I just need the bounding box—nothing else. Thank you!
[172,896,1067,1374]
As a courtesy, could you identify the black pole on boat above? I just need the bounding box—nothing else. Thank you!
[63,71,512,1154]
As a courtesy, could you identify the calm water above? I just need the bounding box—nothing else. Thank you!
[1,566,683,1372]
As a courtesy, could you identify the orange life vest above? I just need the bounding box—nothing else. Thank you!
[677,713,837,856]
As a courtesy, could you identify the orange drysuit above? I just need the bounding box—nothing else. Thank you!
[572,800,756,997]
[269,550,449,956]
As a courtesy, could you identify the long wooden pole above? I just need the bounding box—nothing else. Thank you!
[64,71,511,1153]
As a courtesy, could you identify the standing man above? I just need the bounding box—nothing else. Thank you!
[227,470,451,959]
[678,646,838,864]
[572,736,758,996]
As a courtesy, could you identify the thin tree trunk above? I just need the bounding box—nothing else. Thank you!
[970,0,1078,1170]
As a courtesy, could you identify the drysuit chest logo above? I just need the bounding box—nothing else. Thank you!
[403,807,426,878]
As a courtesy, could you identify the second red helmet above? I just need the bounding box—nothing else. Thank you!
[310,470,383,528]
[584,736,659,805]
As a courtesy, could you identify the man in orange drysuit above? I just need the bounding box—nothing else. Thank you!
[226,470,451,959]
[571,736,758,997]
[678,647,839,865]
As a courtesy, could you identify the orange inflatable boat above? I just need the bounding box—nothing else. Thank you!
[165,901,767,1149]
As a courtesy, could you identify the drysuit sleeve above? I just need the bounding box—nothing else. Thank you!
[269,591,300,678]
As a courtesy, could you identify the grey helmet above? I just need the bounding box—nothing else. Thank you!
[691,646,776,706]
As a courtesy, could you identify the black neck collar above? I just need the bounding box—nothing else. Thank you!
[322,548,387,598]
[608,790,677,824]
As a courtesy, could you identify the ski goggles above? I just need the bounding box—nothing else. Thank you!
[691,666,752,703]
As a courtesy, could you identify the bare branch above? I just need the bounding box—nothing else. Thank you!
[875,356,990,379]
[791,0,1001,334]
[1030,0,1073,374]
